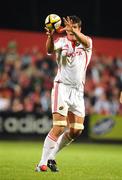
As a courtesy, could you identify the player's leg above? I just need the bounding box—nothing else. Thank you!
[67,88,85,139]
[48,116,71,160]
[68,111,84,139]
[36,113,67,172]
[48,111,84,161]
[36,82,69,172]
[48,87,85,165]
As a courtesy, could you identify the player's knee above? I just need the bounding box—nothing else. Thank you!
[50,126,65,138]
[51,120,67,137]
[53,120,67,127]
[53,113,67,129]
[69,123,84,139]
[69,129,82,139]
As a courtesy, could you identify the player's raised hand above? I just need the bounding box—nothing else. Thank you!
[61,16,74,32]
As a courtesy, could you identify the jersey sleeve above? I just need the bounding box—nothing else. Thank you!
[54,37,63,51]
[85,36,92,51]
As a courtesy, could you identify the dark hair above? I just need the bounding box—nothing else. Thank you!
[69,15,82,27]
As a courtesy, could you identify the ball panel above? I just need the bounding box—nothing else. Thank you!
[46,23,53,30]
[49,14,60,23]
[54,21,61,30]
[45,15,50,24]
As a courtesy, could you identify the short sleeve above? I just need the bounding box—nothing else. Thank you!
[85,36,92,51]
[54,37,63,51]
[88,37,92,49]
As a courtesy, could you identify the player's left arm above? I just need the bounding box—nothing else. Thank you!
[72,31,91,48]
[62,16,91,48]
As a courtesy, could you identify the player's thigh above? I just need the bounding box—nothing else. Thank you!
[51,82,69,116]
[53,112,67,121]
[53,112,68,127]
[68,111,84,134]
[50,112,67,137]
[68,111,84,124]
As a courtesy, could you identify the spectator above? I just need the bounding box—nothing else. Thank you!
[0,94,10,111]
[40,90,51,112]
[93,93,111,115]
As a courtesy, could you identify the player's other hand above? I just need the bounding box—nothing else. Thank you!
[45,27,54,37]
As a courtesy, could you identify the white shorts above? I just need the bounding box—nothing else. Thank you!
[51,82,85,117]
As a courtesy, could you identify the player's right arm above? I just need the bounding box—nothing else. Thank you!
[45,27,55,54]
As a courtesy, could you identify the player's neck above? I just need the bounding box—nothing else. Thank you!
[66,35,76,42]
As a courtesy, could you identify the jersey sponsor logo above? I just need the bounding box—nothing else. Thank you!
[62,49,83,58]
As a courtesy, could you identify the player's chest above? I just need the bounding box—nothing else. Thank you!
[62,46,85,65]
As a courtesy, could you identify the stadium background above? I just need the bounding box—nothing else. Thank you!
[0,1,122,179]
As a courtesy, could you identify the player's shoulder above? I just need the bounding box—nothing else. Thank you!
[86,36,92,43]
[54,36,67,44]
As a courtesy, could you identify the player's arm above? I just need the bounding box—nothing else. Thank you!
[45,28,55,54]
[72,31,90,48]
[63,17,91,48]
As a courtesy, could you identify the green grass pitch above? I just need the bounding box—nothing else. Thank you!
[0,140,122,180]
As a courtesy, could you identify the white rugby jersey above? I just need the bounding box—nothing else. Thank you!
[54,36,92,91]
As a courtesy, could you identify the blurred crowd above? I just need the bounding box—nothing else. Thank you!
[0,40,122,115]
[85,52,122,115]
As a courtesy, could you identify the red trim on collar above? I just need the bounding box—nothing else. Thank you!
[66,36,76,48]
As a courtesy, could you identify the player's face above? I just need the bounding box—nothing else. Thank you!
[66,23,81,41]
